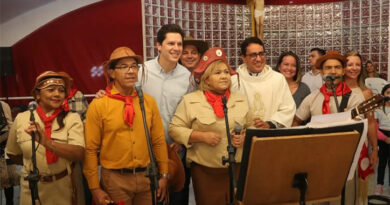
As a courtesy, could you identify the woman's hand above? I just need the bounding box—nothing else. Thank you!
[202,132,222,146]
[231,133,244,148]
[369,149,378,169]
[24,122,48,146]
[95,90,106,98]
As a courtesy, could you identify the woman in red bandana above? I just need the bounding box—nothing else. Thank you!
[5,71,85,205]
[169,47,250,205]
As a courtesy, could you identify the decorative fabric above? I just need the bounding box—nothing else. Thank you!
[36,105,62,164]
[105,83,137,126]
[204,90,230,118]
[62,88,78,111]
[319,82,351,114]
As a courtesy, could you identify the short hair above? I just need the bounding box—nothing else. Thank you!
[275,51,302,82]
[157,24,185,44]
[240,37,265,56]
[310,47,326,56]
[199,60,231,92]
[344,50,366,89]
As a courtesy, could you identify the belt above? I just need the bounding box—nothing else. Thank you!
[110,167,147,174]
[40,169,69,182]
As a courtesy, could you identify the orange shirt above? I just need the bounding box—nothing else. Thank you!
[83,86,168,189]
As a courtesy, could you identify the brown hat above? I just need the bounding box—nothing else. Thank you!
[183,36,209,56]
[193,47,237,82]
[315,50,346,70]
[103,47,143,83]
[32,71,72,99]
[167,146,185,192]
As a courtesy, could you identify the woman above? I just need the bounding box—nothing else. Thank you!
[275,51,310,108]
[6,71,85,205]
[169,47,250,205]
[344,51,378,203]
[362,60,387,95]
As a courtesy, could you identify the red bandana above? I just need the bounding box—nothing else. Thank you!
[204,90,230,118]
[319,81,351,114]
[36,105,62,164]
[105,83,137,126]
[62,88,78,111]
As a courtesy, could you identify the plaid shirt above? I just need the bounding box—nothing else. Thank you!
[68,91,89,122]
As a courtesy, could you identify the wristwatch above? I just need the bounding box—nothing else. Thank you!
[160,173,170,179]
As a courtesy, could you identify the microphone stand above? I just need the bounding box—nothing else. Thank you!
[25,109,41,205]
[328,79,341,112]
[221,97,237,205]
[137,92,162,205]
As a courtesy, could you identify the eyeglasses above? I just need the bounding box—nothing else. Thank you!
[115,64,140,71]
[246,52,266,59]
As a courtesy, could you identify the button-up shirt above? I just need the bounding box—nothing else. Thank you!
[141,57,191,144]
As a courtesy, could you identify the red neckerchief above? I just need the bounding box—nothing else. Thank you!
[204,90,230,118]
[62,88,78,111]
[319,81,351,114]
[105,83,137,127]
[36,105,62,164]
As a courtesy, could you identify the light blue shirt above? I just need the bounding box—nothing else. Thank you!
[140,57,190,144]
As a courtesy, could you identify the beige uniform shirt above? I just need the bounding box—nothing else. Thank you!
[296,88,365,121]
[6,110,85,205]
[169,90,250,168]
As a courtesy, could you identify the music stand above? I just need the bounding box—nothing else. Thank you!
[236,122,364,204]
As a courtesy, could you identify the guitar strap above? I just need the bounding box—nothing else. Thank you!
[339,91,351,112]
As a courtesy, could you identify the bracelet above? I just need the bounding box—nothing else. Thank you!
[160,173,170,179]
[371,146,379,152]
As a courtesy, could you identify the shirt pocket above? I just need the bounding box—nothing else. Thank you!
[194,116,217,131]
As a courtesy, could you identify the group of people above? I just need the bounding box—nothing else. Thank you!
[0,23,389,205]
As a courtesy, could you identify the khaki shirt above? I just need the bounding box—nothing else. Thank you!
[169,90,250,168]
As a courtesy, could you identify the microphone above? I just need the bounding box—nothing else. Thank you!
[134,82,144,102]
[234,124,242,135]
[28,101,38,121]
[323,75,341,82]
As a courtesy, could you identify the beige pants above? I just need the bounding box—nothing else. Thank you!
[101,168,152,205]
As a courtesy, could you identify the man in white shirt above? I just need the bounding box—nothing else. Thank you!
[301,48,326,92]
[141,24,190,205]
[231,37,296,128]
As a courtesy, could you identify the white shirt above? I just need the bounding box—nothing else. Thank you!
[301,70,323,93]
[141,57,190,144]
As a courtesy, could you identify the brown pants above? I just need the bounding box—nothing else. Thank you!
[101,168,152,205]
[191,163,240,205]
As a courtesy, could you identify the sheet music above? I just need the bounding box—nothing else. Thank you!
[308,111,368,180]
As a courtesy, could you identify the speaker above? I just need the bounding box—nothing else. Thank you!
[0,47,14,76]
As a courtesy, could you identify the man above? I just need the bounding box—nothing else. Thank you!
[180,36,209,72]
[292,50,364,126]
[301,47,326,92]
[231,37,295,128]
[142,24,190,204]
[84,47,168,205]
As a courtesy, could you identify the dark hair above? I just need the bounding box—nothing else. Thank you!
[240,37,265,56]
[55,110,69,131]
[310,48,326,56]
[275,51,302,82]
[381,84,390,95]
[157,24,184,44]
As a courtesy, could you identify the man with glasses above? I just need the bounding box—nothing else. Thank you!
[231,37,295,128]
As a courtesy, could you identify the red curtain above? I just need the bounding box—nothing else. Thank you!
[3,0,143,104]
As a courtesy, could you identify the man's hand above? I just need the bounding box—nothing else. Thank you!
[202,132,222,146]
[369,149,378,169]
[91,188,113,205]
[170,142,184,153]
[157,177,168,202]
[95,90,106,98]
[253,117,270,129]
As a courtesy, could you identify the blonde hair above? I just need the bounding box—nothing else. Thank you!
[199,60,231,92]
[344,50,366,90]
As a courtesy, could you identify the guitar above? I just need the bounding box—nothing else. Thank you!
[350,94,387,118]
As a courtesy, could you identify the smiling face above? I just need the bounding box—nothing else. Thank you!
[278,55,297,81]
[36,85,66,112]
[109,57,139,94]
[241,43,266,73]
[157,32,183,64]
[345,56,362,80]
[180,44,200,71]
